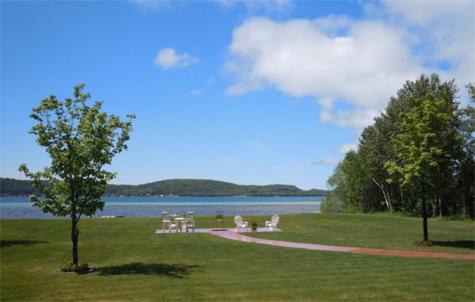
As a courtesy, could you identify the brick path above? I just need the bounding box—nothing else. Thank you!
[209,230,475,261]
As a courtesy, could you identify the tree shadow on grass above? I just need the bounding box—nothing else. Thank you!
[96,262,201,278]
[432,240,475,250]
[0,240,49,248]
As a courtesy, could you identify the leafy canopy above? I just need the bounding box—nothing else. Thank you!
[385,96,462,189]
[19,84,135,218]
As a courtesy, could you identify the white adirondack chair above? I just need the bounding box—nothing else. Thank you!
[265,215,279,231]
[161,212,177,233]
[234,215,249,232]
[185,212,195,232]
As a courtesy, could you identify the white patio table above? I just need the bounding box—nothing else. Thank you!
[174,217,186,232]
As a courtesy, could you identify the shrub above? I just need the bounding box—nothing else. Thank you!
[320,197,345,213]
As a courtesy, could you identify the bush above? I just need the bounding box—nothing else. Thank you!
[320,197,345,213]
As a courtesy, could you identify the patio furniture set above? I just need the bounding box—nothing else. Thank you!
[234,214,280,232]
[160,212,280,233]
[161,211,195,233]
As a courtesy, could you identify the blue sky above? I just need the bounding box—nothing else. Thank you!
[1,0,474,189]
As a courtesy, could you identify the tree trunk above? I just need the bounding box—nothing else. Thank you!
[383,183,393,212]
[400,188,406,210]
[421,184,429,242]
[438,196,443,218]
[372,178,392,212]
[462,179,466,216]
[71,220,79,266]
[422,198,429,241]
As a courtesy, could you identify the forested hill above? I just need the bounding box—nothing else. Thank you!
[0,178,328,196]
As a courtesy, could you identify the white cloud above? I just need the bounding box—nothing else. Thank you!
[225,17,425,130]
[154,48,198,70]
[225,3,475,130]
[337,143,357,154]
[381,0,475,84]
[320,107,379,129]
[382,0,472,27]
[314,158,339,165]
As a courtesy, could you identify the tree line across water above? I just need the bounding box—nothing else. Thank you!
[322,74,474,221]
[0,177,328,197]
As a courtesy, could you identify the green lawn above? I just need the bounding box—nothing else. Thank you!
[1,214,474,301]
[250,213,475,254]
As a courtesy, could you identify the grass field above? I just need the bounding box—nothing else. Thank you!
[250,213,475,254]
[1,214,474,301]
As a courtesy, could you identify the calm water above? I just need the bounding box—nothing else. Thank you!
[0,196,322,219]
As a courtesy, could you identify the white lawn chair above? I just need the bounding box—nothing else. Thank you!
[185,212,195,232]
[161,212,177,233]
[265,215,279,231]
[234,215,249,232]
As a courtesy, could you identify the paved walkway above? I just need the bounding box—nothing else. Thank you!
[155,227,280,234]
[209,230,475,261]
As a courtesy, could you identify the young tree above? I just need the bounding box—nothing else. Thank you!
[386,87,462,242]
[19,84,135,270]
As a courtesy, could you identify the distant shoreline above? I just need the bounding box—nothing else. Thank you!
[0,178,330,197]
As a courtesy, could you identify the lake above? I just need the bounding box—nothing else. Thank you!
[0,196,323,219]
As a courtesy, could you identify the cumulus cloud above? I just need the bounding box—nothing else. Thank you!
[154,48,198,69]
[381,0,475,85]
[320,107,379,129]
[225,17,425,129]
[225,1,475,130]
[337,143,357,154]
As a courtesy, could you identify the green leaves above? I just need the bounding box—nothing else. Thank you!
[19,84,135,220]
[387,94,459,191]
[325,74,472,216]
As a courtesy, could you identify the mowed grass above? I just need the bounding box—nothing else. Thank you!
[0,214,474,301]
[250,213,475,254]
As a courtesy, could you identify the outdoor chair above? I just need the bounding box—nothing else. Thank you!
[161,212,177,233]
[234,215,249,232]
[265,215,279,231]
[185,212,195,232]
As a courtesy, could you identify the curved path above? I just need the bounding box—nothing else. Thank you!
[209,230,475,261]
